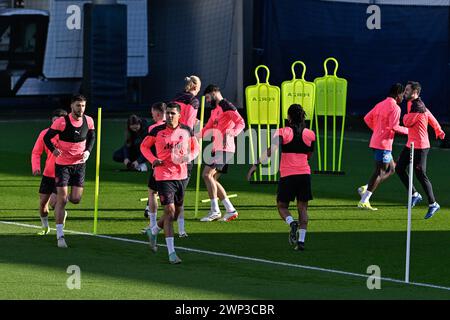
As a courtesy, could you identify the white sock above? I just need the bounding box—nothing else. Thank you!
[222,197,236,213]
[40,216,49,228]
[429,202,437,207]
[413,192,419,197]
[56,224,64,239]
[211,198,220,212]
[149,212,157,228]
[359,184,368,199]
[151,225,162,236]
[165,237,175,255]
[361,191,373,203]
[178,209,185,234]
[298,229,306,243]
[285,215,294,226]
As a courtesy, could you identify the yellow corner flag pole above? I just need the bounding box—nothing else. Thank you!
[194,96,205,218]
[93,107,102,234]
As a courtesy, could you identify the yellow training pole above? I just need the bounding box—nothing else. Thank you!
[93,107,102,234]
[194,96,206,218]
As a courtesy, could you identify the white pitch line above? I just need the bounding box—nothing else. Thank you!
[1,220,450,293]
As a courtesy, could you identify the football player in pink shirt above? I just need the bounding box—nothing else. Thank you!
[142,102,166,232]
[198,85,245,222]
[247,104,315,251]
[357,83,408,210]
[171,75,202,236]
[141,102,200,264]
[173,75,201,130]
[31,109,68,235]
[395,81,446,219]
[43,95,95,248]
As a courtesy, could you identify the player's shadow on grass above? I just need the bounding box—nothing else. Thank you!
[1,231,450,299]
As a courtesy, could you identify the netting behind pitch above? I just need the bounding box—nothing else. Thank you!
[147,0,237,103]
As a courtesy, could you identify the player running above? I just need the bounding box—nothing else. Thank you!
[395,81,446,219]
[142,102,166,232]
[141,102,200,264]
[247,104,315,251]
[31,109,68,235]
[171,75,202,236]
[357,83,408,210]
[198,84,245,222]
[43,95,96,248]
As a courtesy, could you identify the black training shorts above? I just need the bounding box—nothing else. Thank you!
[204,151,234,174]
[277,174,313,203]
[156,180,186,206]
[147,169,158,191]
[55,163,86,188]
[39,175,57,195]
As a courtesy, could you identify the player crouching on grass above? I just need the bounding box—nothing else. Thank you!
[247,104,315,251]
[357,83,408,210]
[141,102,200,264]
[395,82,445,219]
[31,108,68,235]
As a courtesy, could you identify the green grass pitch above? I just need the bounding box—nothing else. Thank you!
[1,119,449,299]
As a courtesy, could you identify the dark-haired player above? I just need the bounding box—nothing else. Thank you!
[357,83,408,210]
[198,85,245,222]
[248,104,315,251]
[395,81,445,219]
[141,102,199,264]
[31,108,68,235]
[171,75,202,236]
[44,95,95,248]
[142,102,166,232]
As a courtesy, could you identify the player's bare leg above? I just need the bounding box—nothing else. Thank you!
[162,203,181,264]
[68,186,83,204]
[54,186,69,247]
[202,166,218,201]
[200,166,221,221]
[49,193,57,209]
[215,173,238,221]
[277,201,298,246]
[359,160,395,211]
[37,193,51,235]
[148,188,158,227]
[296,201,308,251]
[177,204,188,237]
[367,160,395,194]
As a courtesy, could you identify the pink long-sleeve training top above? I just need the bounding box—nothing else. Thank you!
[200,99,245,153]
[140,123,200,181]
[48,114,95,165]
[403,101,445,149]
[31,128,59,178]
[364,97,408,151]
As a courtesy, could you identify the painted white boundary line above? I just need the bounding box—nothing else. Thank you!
[1,220,450,292]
